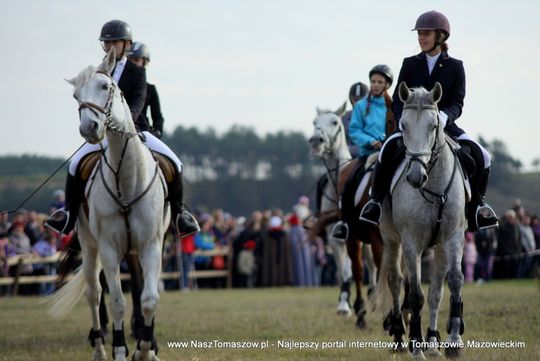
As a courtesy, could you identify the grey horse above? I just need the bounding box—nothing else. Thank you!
[374,82,467,359]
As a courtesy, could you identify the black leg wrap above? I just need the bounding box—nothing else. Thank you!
[112,324,129,359]
[408,315,423,352]
[446,296,465,335]
[426,328,441,349]
[388,312,406,338]
[353,297,366,316]
[339,279,351,304]
[88,328,105,348]
[137,319,159,354]
[353,298,367,328]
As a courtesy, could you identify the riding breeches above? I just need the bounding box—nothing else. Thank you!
[68,131,183,176]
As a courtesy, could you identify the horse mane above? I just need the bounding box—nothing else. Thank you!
[71,65,97,95]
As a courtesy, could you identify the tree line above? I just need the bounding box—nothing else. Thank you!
[0,125,532,216]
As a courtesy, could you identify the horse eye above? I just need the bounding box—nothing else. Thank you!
[332,120,338,126]
[102,83,109,90]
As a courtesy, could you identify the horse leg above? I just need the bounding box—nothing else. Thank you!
[425,245,448,358]
[444,233,465,358]
[379,238,407,352]
[82,243,107,361]
[331,237,352,316]
[125,253,145,339]
[363,243,376,296]
[133,243,162,361]
[402,243,426,359]
[346,237,366,328]
[101,250,129,361]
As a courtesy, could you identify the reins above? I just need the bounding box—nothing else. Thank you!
[1,142,88,216]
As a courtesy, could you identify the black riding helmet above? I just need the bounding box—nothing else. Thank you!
[128,42,151,62]
[369,65,394,89]
[349,82,369,102]
[99,20,132,41]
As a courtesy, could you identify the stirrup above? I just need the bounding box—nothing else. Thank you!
[476,204,499,230]
[359,199,382,226]
[176,211,200,239]
[331,221,348,242]
[44,208,71,234]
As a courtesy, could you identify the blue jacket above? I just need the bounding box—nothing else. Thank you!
[392,52,465,137]
[349,95,387,157]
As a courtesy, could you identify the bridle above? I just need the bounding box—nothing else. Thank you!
[314,119,352,205]
[75,70,137,137]
[402,102,458,247]
[403,103,444,175]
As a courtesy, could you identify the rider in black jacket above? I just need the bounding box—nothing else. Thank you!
[359,11,498,231]
[46,20,199,238]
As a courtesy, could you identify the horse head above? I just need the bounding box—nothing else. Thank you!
[67,48,131,144]
[309,102,347,158]
[399,81,443,189]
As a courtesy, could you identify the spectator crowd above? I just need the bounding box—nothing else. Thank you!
[2,190,539,296]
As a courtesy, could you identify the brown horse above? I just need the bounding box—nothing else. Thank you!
[337,156,384,328]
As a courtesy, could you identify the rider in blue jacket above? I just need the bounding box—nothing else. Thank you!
[332,65,394,240]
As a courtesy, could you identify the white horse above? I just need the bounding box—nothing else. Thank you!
[47,49,169,361]
[309,104,377,318]
[374,82,467,359]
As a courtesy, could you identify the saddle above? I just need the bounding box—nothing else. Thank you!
[78,151,176,183]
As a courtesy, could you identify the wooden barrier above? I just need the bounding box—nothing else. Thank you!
[0,246,232,290]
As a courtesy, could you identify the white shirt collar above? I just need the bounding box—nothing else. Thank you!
[111,56,127,84]
[426,52,441,75]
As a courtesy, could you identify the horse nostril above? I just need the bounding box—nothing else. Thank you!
[92,121,99,131]
[318,137,323,142]
[422,174,428,184]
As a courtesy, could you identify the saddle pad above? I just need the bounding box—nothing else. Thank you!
[78,152,101,181]
[354,170,373,207]
[152,152,175,183]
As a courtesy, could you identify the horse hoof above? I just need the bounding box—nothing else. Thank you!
[336,302,352,316]
[411,349,427,359]
[92,346,107,361]
[424,348,443,358]
[444,347,463,358]
[336,308,352,316]
[355,316,367,329]
[391,344,408,353]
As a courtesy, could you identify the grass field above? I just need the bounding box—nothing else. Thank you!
[0,280,538,360]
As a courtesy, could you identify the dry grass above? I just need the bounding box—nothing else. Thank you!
[0,280,538,360]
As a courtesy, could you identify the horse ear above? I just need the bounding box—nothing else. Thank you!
[65,77,76,86]
[398,81,411,103]
[98,48,117,75]
[430,82,443,104]
[316,107,322,115]
[334,101,347,117]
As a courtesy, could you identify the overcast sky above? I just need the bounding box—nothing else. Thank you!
[1,0,539,169]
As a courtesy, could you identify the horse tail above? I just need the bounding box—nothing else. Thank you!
[369,240,401,316]
[43,265,87,319]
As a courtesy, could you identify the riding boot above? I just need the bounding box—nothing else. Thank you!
[467,168,499,231]
[359,136,403,226]
[169,172,200,238]
[359,160,393,225]
[45,173,83,235]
